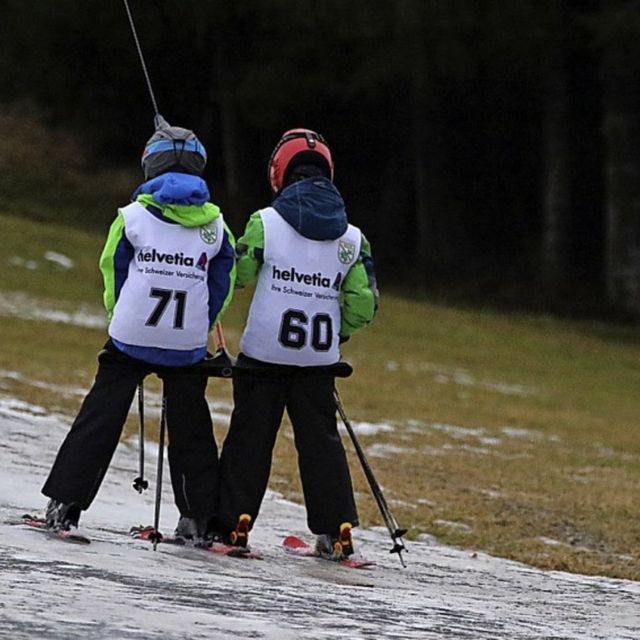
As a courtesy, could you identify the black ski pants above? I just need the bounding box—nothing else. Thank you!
[218,356,358,535]
[42,342,219,522]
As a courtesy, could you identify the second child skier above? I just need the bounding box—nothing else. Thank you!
[218,128,378,559]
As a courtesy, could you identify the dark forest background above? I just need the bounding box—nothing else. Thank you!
[1,0,640,319]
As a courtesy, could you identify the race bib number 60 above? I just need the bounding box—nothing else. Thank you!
[278,309,333,351]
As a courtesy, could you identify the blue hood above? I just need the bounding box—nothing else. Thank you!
[132,172,210,205]
[272,177,348,241]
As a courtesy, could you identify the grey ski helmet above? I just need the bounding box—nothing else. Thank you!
[141,115,207,180]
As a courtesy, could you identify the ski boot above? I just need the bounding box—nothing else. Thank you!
[45,499,81,532]
[315,522,354,560]
[174,515,222,547]
[174,515,198,542]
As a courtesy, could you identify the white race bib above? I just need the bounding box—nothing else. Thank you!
[108,202,224,351]
[240,207,361,365]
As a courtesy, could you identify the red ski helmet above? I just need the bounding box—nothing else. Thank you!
[267,128,334,193]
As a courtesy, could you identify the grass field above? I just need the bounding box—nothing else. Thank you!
[1,211,639,581]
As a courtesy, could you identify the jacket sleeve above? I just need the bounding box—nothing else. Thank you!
[340,233,379,339]
[207,221,236,328]
[99,211,134,319]
[234,211,264,288]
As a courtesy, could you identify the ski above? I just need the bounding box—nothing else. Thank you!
[18,514,91,545]
[129,525,262,559]
[282,535,375,569]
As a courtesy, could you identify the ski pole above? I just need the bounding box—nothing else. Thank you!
[215,322,227,351]
[334,388,408,566]
[150,386,167,551]
[132,382,149,493]
[212,321,234,378]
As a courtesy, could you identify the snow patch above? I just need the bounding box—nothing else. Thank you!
[0,291,106,329]
[385,360,540,397]
[366,442,413,457]
[434,519,473,533]
[44,251,74,269]
[0,369,88,399]
[8,255,38,270]
[1,394,639,639]
[338,419,395,436]
[500,426,560,442]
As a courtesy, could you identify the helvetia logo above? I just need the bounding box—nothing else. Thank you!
[137,248,195,267]
[272,265,331,288]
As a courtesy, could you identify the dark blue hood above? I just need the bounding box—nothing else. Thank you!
[272,177,348,241]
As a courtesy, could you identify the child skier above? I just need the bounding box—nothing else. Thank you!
[41,117,235,543]
[218,128,378,559]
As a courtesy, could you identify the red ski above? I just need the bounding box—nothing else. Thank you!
[282,535,375,569]
[18,514,91,544]
[130,525,262,559]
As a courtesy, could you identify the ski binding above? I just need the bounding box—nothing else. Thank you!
[19,514,91,544]
[130,525,262,559]
[282,535,375,569]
